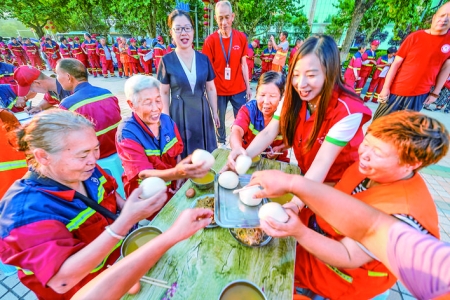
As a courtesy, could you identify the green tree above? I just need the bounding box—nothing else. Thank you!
[0,0,62,38]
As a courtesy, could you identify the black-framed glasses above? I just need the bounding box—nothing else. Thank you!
[172,26,193,33]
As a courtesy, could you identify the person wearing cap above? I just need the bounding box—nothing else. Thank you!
[56,58,122,158]
[14,65,71,114]
[0,37,11,63]
[289,38,303,66]
[202,1,251,147]
[96,37,116,78]
[8,37,27,66]
[374,2,450,118]
[22,38,44,70]
[39,37,52,71]
[167,38,176,52]
[354,40,379,95]
[127,38,144,75]
[71,37,90,73]
[81,33,101,77]
[363,46,397,103]
[59,37,72,59]
[153,36,167,73]
[0,62,17,85]
[42,37,61,72]
[343,45,366,91]
[260,40,277,75]
[138,38,153,76]
[112,37,123,78]
[246,39,260,81]
[270,31,289,72]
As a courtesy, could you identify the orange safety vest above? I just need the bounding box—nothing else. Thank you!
[296,162,440,299]
[272,47,288,70]
[0,110,27,198]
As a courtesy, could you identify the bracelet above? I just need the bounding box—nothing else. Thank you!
[105,226,125,240]
[429,92,439,98]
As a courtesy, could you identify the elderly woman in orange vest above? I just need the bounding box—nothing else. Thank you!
[252,111,448,299]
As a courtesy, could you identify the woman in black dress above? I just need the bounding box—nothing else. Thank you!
[158,10,219,158]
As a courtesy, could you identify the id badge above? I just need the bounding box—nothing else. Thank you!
[225,67,231,80]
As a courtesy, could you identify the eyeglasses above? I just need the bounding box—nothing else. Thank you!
[172,26,193,34]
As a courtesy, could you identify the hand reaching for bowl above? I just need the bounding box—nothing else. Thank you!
[249,170,293,198]
[166,208,213,242]
[259,209,303,239]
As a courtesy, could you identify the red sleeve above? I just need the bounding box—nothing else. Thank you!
[116,138,155,180]
[201,36,214,65]
[127,47,132,56]
[233,106,251,135]
[81,42,86,51]
[240,32,248,58]
[396,33,414,59]
[43,93,60,105]
[376,57,383,65]
[137,47,142,54]
[354,57,362,68]
[0,220,85,286]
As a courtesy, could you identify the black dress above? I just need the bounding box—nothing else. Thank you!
[158,51,217,158]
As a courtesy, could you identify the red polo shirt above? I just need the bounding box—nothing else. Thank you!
[202,29,248,96]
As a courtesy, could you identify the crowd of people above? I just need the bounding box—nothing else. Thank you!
[0,0,450,299]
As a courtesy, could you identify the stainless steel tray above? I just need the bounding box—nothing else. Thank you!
[214,174,268,228]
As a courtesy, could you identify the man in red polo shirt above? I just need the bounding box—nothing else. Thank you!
[374,2,450,119]
[202,0,251,146]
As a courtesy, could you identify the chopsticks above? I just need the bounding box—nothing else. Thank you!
[107,265,171,289]
[140,276,171,289]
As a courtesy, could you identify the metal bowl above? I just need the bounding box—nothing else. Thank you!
[218,279,267,300]
[250,155,261,168]
[190,169,216,190]
[121,226,162,257]
[191,193,218,228]
[229,228,273,248]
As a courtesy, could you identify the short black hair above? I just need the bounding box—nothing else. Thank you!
[282,31,288,38]
[60,37,67,43]
[358,45,366,50]
[140,38,146,45]
[11,37,16,40]
[387,46,397,54]
[57,58,88,81]
[256,70,286,96]
[45,37,51,41]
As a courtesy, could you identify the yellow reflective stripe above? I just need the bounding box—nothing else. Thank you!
[68,93,114,111]
[274,134,283,141]
[96,121,120,137]
[0,160,27,171]
[248,123,259,136]
[145,149,160,156]
[16,267,34,275]
[368,271,388,277]
[7,97,17,109]
[326,264,353,283]
[90,240,122,273]
[66,176,107,231]
[276,52,287,56]
[162,137,178,154]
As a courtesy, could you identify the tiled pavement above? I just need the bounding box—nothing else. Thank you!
[1,75,450,300]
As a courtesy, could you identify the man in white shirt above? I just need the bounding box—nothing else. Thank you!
[271,31,289,72]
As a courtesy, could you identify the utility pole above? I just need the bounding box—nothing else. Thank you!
[308,0,318,29]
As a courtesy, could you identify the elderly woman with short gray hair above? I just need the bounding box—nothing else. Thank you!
[116,75,209,206]
[0,109,169,299]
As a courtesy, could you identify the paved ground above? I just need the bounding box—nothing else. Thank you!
[1,74,450,300]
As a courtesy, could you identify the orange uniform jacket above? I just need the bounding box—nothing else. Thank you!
[296,162,440,299]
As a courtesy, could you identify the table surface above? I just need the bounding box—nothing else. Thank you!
[123,149,300,300]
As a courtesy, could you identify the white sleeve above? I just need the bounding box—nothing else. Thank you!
[325,113,363,147]
[281,41,289,51]
[273,98,284,120]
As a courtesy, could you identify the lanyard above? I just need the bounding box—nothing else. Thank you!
[219,31,233,67]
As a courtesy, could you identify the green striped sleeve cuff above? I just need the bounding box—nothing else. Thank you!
[325,136,348,147]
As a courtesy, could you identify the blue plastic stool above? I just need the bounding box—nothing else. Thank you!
[0,261,17,276]
[97,153,126,199]
[372,289,390,300]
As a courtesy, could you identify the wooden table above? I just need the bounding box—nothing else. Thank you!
[123,149,300,300]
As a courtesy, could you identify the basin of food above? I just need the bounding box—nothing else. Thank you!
[191,194,218,228]
[229,228,272,248]
[218,280,267,300]
[190,169,216,190]
[121,226,162,257]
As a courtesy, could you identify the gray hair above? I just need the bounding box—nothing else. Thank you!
[215,0,233,13]
[124,75,161,105]
[17,110,94,170]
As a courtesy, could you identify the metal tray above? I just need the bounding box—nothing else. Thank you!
[214,174,268,228]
